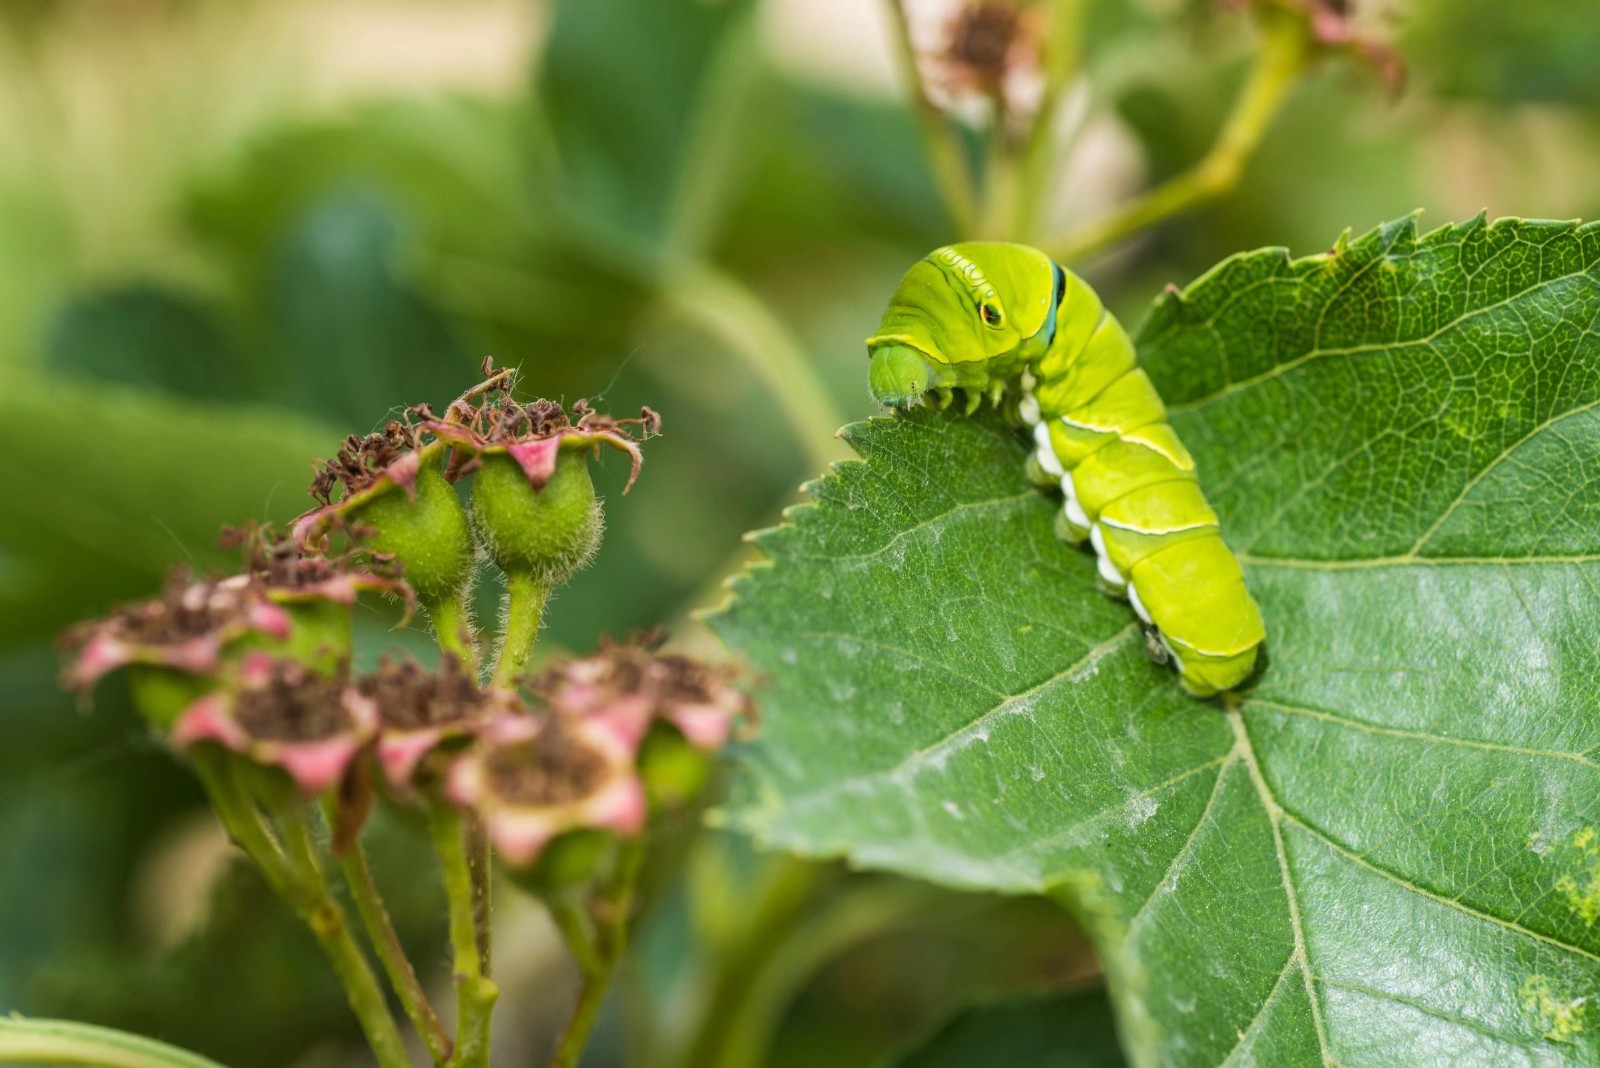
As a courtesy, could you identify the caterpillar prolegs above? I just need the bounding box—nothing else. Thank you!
[866,242,1265,697]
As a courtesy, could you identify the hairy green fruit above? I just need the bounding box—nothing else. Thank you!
[471,449,602,586]
[351,461,474,607]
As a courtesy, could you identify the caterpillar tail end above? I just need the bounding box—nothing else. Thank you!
[1169,641,1261,698]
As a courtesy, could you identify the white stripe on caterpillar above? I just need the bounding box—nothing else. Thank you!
[1129,582,1153,625]
[1033,422,1064,476]
[1089,523,1125,586]
[1019,392,1042,426]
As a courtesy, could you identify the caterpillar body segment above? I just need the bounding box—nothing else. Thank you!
[865,242,1265,697]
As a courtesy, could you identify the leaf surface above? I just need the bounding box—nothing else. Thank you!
[711,217,1600,1065]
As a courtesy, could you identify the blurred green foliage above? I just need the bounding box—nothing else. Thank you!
[3,0,1599,1064]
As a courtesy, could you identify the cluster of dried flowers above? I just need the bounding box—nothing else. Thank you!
[63,530,746,868]
[905,0,1401,137]
[62,362,744,873]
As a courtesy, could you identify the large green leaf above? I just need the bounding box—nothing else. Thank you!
[0,378,336,639]
[711,216,1600,1065]
[535,0,758,249]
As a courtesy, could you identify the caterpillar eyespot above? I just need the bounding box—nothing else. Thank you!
[865,241,1266,698]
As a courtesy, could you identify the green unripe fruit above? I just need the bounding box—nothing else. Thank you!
[249,598,350,675]
[471,449,602,586]
[508,828,612,898]
[639,722,713,809]
[128,666,216,729]
[351,461,474,606]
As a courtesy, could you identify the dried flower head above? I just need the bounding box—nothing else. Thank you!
[1223,0,1404,92]
[61,571,292,692]
[361,654,505,786]
[530,635,753,753]
[421,366,660,494]
[447,712,646,866]
[307,421,424,509]
[222,522,414,615]
[292,414,475,609]
[907,0,1047,133]
[172,652,377,794]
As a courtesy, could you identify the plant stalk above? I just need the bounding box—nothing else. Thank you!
[548,839,646,1068]
[885,0,980,235]
[427,594,477,676]
[492,572,548,690]
[432,806,499,1068]
[658,263,851,475]
[1043,9,1311,264]
[328,807,452,1066]
[279,807,415,1068]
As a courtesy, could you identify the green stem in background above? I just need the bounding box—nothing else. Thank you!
[885,0,980,235]
[1014,0,1091,241]
[548,839,646,1068]
[978,127,1024,240]
[547,896,605,977]
[0,1017,228,1068]
[326,803,452,1067]
[1043,9,1311,264]
[191,749,297,896]
[427,593,477,675]
[683,881,1002,1068]
[467,817,493,976]
[665,2,761,259]
[663,856,826,1068]
[278,807,414,1068]
[492,572,548,690]
[432,806,499,1068]
[431,252,849,478]
[659,262,851,475]
[196,756,408,1067]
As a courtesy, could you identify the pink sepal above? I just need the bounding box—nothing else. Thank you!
[378,729,445,787]
[237,650,277,686]
[275,737,363,794]
[172,694,250,751]
[67,634,131,688]
[667,704,735,750]
[506,437,562,490]
[444,751,482,810]
[247,600,293,640]
[387,450,421,499]
[485,812,558,868]
[589,775,647,835]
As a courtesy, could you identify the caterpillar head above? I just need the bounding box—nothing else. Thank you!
[866,242,1056,407]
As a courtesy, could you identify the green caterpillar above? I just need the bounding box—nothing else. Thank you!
[866,242,1264,697]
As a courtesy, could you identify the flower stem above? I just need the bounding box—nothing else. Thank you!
[327,803,452,1066]
[492,572,548,690]
[546,896,604,977]
[1042,9,1311,264]
[427,594,477,676]
[196,763,413,1068]
[431,806,499,1068]
[548,839,645,1068]
[191,749,296,895]
[467,816,493,976]
[1013,0,1089,240]
[884,0,979,235]
[279,808,415,1068]
[657,262,851,475]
